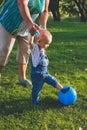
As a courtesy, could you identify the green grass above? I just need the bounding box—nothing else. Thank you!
[0,19,87,130]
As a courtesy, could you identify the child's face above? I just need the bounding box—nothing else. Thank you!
[38,40,50,49]
[35,29,52,49]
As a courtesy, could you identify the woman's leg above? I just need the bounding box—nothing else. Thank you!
[0,23,16,75]
[16,35,31,86]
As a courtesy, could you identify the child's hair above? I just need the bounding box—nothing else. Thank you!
[29,29,52,49]
[39,29,52,44]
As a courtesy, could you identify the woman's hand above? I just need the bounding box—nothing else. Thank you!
[29,24,40,36]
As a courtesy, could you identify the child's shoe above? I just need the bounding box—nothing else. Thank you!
[32,99,39,104]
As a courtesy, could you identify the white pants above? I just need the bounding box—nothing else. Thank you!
[0,23,31,66]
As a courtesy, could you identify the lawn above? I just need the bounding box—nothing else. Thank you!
[0,19,87,130]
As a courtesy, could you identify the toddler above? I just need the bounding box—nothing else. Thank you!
[30,29,63,104]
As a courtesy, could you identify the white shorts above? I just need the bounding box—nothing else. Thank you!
[0,23,31,66]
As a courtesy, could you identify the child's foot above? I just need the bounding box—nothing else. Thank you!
[56,83,63,90]
[32,99,39,104]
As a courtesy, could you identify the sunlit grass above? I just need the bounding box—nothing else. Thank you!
[0,19,87,130]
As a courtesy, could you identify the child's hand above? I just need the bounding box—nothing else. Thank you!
[35,28,43,43]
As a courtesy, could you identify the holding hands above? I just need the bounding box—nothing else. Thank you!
[29,23,40,36]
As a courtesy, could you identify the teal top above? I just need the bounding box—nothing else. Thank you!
[0,0,45,35]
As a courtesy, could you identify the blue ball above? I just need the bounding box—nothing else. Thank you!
[58,86,77,106]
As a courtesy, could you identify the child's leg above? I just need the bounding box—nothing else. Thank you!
[44,74,63,90]
[31,74,44,101]
[56,83,63,90]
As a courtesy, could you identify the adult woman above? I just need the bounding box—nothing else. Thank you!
[0,0,50,86]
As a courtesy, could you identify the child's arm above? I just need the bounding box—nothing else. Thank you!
[31,44,40,67]
[29,35,34,49]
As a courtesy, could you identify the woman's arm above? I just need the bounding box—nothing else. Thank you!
[18,0,39,35]
[39,0,50,29]
[18,0,34,29]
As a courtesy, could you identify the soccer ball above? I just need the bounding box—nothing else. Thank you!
[58,86,77,106]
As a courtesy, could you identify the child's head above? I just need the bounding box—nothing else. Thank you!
[36,29,52,49]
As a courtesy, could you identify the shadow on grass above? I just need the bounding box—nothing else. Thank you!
[0,77,15,88]
[0,97,64,116]
[0,82,11,87]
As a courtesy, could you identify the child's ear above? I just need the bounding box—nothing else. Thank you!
[35,35,41,42]
[37,40,41,44]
